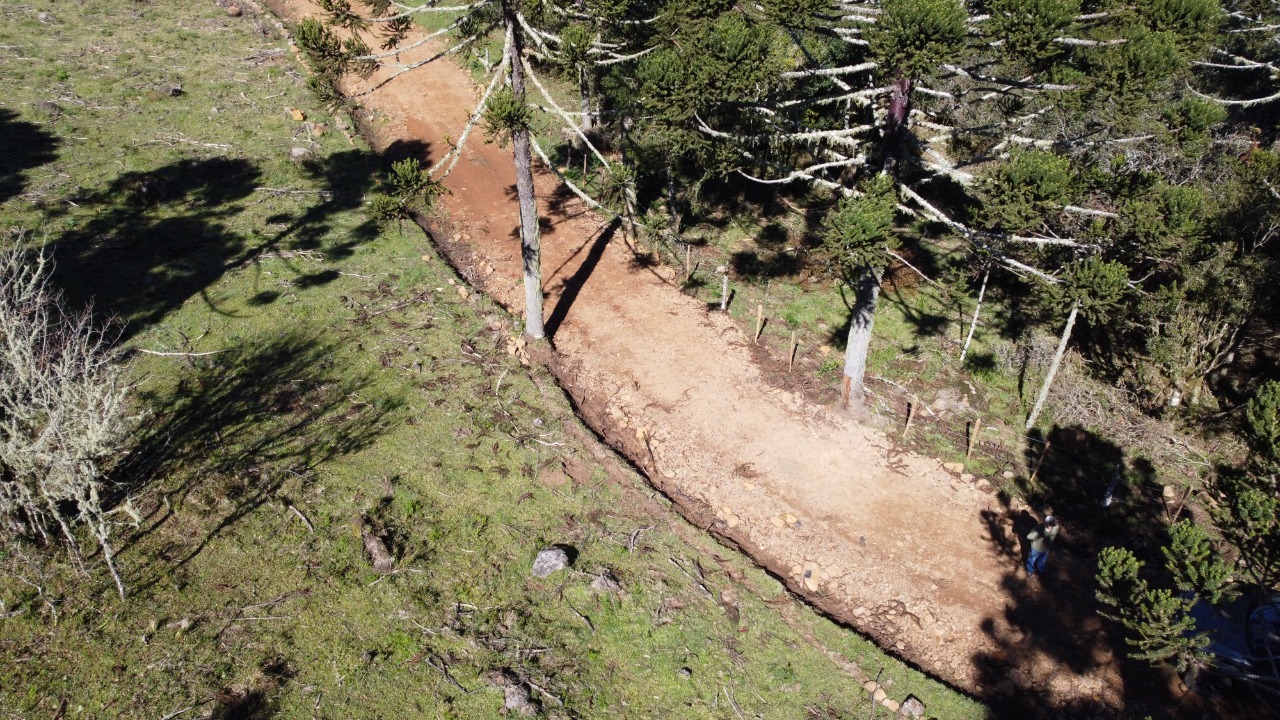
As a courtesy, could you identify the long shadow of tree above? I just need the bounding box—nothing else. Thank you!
[971,425,1196,718]
[48,145,424,339]
[115,331,400,589]
[0,107,60,203]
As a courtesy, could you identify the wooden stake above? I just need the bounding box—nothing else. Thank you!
[966,417,982,458]
[720,275,729,311]
[788,332,797,372]
[685,244,692,280]
[903,400,916,438]
[1169,485,1194,523]
[1029,439,1052,485]
[754,304,764,342]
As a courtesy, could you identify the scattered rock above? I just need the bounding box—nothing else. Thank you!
[1002,470,1015,479]
[872,687,887,703]
[882,698,899,713]
[900,695,926,718]
[165,617,193,632]
[286,106,306,121]
[960,473,974,483]
[226,4,243,16]
[289,146,311,162]
[975,479,994,493]
[531,546,572,578]
[360,522,394,574]
[770,515,787,528]
[34,101,62,121]
[456,286,470,300]
[37,11,54,23]
[590,571,622,595]
[862,680,877,692]
[782,512,798,527]
[310,123,328,137]
[853,606,868,618]
[725,514,741,529]
[504,683,539,717]
[677,667,692,678]
[942,462,964,474]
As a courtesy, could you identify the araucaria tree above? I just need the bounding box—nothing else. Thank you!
[299,0,659,339]
[821,174,898,405]
[0,238,135,599]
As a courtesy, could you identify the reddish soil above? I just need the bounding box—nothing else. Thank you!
[264,3,1198,716]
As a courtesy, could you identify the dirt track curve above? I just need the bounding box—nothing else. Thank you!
[264,3,1189,716]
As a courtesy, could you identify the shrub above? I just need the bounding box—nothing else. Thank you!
[0,234,136,598]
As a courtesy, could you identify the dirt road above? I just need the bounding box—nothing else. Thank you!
[264,3,1185,716]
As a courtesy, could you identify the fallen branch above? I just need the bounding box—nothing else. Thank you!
[133,348,227,358]
[669,557,713,598]
[628,525,654,553]
[285,501,314,533]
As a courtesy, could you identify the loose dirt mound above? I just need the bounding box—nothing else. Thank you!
[265,3,1192,716]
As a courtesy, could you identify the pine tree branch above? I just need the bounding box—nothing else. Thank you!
[781,62,876,79]
[430,62,508,180]
[355,26,496,97]
[520,58,612,172]
[355,12,473,61]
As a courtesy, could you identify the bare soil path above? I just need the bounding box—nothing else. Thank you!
[265,3,1187,716]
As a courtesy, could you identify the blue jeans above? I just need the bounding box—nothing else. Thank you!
[1026,549,1049,575]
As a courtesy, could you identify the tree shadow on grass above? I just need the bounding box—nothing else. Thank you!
[970,425,1201,718]
[116,331,400,589]
[0,107,60,203]
[48,145,422,340]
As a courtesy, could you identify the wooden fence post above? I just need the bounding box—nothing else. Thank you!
[1029,440,1053,485]
[720,275,729,311]
[754,304,764,342]
[967,417,982,458]
[788,332,797,372]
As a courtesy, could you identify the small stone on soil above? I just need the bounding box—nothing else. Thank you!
[591,571,622,594]
[531,546,571,578]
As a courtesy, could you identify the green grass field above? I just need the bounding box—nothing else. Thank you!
[0,2,986,718]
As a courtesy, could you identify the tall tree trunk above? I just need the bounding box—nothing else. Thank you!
[505,3,545,339]
[842,266,882,407]
[578,67,592,133]
[665,162,680,236]
[1025,300,1079,431]
[959,265,990,362]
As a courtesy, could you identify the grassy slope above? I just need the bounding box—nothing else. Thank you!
[0,2,985,719]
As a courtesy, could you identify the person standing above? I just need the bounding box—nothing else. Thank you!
[1025,515,1060,577]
